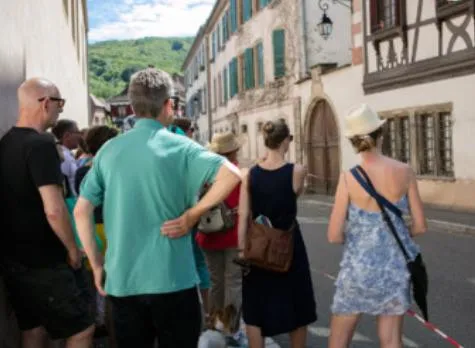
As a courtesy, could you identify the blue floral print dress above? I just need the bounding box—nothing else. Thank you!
[331,196,420,315]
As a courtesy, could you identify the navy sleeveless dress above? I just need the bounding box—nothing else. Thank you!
[242,164,317,337]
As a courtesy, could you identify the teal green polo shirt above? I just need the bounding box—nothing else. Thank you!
[80,118,225,296]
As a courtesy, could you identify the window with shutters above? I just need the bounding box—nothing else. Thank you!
[381,116,410,163]
[218,73,223,106]
[222,13,228,44]
[242,0,253,23]
[417,112,453,177]
[238,54,245,92]
[381,109,453,178]
[223,67,229,104]
[230,0,238,33]
[244,48,255,90]
[370,0,403,33]
[217,23,222,52]
[272,29,286,79]
[255,42,265,87]
[257,0,270,11]
[229,58,239,98]
[211,32,216,61]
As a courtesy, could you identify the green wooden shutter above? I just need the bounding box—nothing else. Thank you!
[243,0,252,23]
[223,67,228,103]
[230,0,237,33]
[273,29,286,78]
[223,12,228,42]
[259,0,268,9]
[257,42,264,87]
[233,58,239,96]
[244,48,255,90]
[212,32,216,60]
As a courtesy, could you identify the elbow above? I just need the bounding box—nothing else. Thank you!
[328,236,344,244]
[73,203,88,221]
[327,232,344,244]
[411,222,428,236]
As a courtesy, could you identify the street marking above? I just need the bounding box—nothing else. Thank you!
[402,335,419,347]
[308,326,372,342]
[297,216,328,224]
[300,199,333,207]
[310,266,465,348]
[468,278,475,287]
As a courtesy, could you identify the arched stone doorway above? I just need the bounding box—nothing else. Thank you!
[306,99,340,195]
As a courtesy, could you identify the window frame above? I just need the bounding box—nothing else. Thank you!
[380,106,454,179]
[369,0,407,43]
[272,28,286,79]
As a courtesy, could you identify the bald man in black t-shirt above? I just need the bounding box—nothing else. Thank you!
[0,78,94,346]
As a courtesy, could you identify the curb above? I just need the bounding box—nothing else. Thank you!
[299,198,475,236]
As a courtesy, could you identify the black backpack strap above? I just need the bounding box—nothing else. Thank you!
[350,166,410,261]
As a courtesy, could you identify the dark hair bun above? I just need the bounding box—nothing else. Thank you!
[263,119,290,150]
[263,121,275,134]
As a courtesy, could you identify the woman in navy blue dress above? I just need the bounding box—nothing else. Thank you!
[238,119,317,347]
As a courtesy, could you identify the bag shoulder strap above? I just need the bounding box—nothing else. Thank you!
[350,166,410,261]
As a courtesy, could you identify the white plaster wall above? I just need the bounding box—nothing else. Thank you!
[321,65,475,181]
[304,0,352,68]
[0,0,89,134]
[211,0,300,122]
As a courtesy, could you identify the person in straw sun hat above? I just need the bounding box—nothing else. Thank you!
[206,132,242,156]
[197,131,246,346]
[327,103,427,348]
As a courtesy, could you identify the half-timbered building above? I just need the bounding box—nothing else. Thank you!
[303,0,475,210]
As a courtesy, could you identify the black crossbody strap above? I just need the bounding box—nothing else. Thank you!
[350,166,410,262]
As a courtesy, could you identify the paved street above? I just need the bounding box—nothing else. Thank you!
[272,199,475,348]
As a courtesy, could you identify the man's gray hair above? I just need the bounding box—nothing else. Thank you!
[128,68,174,118]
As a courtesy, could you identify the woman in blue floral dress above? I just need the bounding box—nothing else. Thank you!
[327,104,427,348]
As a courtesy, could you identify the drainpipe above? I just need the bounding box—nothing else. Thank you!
[300,0,309,77]
[205,35,213,142]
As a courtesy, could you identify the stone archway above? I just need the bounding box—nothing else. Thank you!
[305,99,340,195]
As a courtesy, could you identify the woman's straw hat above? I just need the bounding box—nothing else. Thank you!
[344,104,386,138]
[207,132,241,154]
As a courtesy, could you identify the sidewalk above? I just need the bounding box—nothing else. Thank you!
[300,194,475,235]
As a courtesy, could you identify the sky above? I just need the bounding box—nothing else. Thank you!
[87,0,214,42]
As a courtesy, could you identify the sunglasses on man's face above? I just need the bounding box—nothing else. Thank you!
[38,96,66,108]
[170,96,180,112]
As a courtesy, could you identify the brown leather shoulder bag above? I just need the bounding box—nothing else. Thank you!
[243,169,295,273]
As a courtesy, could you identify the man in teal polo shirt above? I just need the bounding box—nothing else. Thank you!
[73,67,241,348]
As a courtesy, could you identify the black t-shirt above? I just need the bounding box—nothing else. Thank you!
[0,127,68,267]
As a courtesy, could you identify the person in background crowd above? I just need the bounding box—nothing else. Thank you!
[0,77,94,348]
[74,125,119,345]
[74,67,241,348]
[197,131,244,346]
[327,104,427,348]
[171,117,211,315]
[238,119,317,348]
[52,119,82,196]
[171,117,195,138]
[76,128,91,166]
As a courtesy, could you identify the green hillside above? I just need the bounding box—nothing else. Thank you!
[88,37,194,99]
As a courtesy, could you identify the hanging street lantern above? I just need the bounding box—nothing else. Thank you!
[317,0,351,40]
[318,12,333,40]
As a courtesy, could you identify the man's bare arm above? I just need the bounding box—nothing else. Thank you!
[161,162,242,238]
[39,185,78,253]
[74,197,106,295]
[38,185,81,268]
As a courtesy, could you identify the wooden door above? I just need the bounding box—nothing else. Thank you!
[307,100,340,195]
